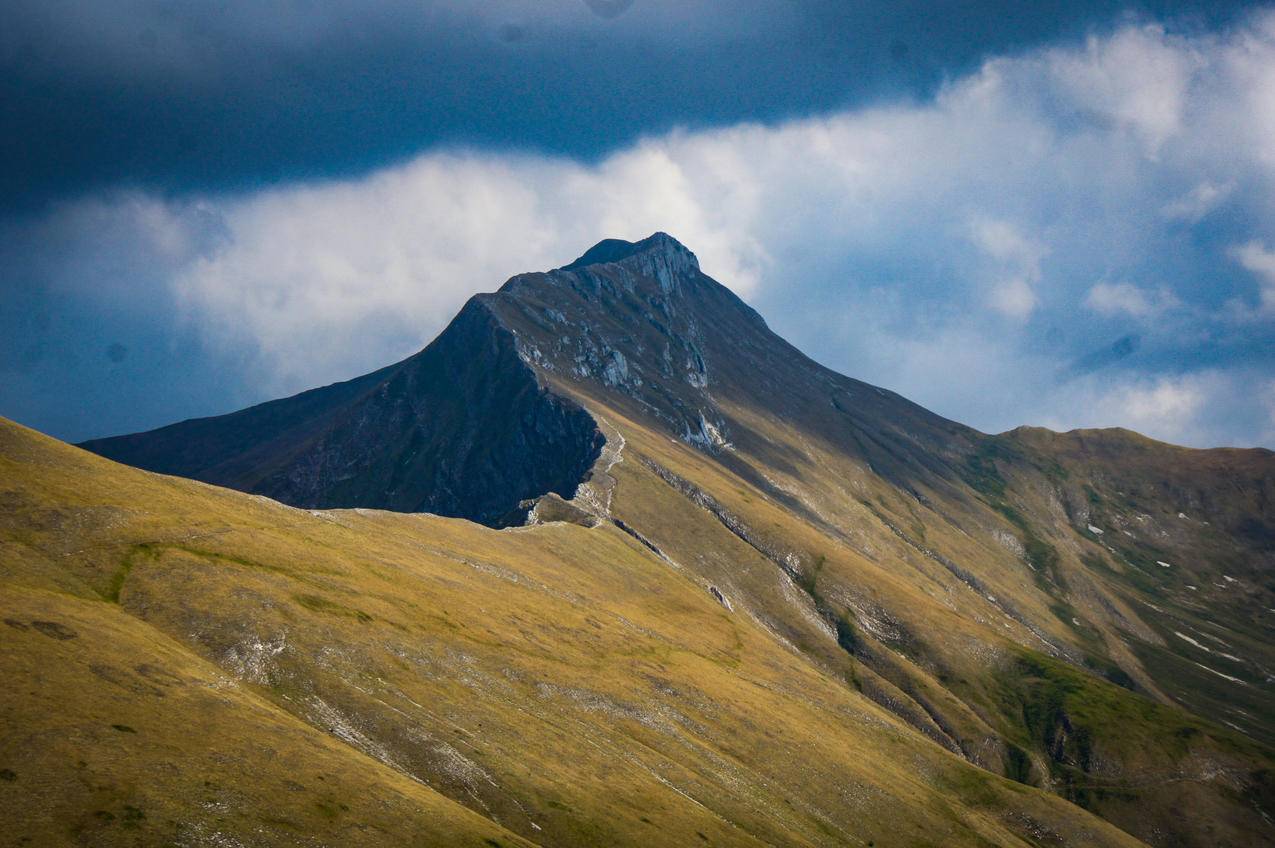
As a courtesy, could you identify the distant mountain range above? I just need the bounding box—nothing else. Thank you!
[4,233,1272,847]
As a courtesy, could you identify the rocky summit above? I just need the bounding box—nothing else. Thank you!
[5,233,1274,847]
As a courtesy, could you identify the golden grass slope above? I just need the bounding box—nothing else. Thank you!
[542,388,1275,848]
[0,416,1146,847]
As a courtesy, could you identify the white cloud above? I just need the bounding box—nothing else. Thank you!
[1035,371,1255,448]
[1161,180,1232,222]
[1231,240,1275,314]
[160,146,775,394]
[1084,281,1180,319]
[989,278,1039,320]
[1261,379,1275,446]
[968,219,1047,320]
[968,219,1047,274]
[1043,24,1203,155]
[9,11,1275,447]
[1113,376,1207,429]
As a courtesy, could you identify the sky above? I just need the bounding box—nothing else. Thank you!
[2,1,1274,449]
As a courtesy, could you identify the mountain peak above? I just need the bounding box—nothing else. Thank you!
[56,231,1275,848]
[561,232,699,275]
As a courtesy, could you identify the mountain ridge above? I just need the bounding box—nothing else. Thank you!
[85,232,985,521]
[56,232,1275,847]
[82,233,1271,517]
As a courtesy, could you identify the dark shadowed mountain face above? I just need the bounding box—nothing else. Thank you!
[39,233,1275,846]
[81,295,603,526]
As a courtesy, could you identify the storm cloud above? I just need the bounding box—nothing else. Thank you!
[1,0,1254,210]
[2,4,1274,449]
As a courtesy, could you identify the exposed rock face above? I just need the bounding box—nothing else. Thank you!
[491,232,743,450]
[82,298,603,526]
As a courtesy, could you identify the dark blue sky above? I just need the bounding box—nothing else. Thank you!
[2,0,1250,209]
[2,1,1273,447]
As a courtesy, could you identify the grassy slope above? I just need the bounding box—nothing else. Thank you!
[2,586,534,848]
[0,417,1147,848]
[1001,427,1275,741]
[561,393,1274,848]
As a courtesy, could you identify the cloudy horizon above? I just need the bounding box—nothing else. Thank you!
[3,2,1274,449]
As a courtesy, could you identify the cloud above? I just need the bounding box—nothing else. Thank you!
[1231,240,1275,313]
[160,147,774,395]
[969,220,1047,274]
[988,278,1040,320]
[1043,24,1204,155]
[1078,375,1207,436]
[4,9,1275,448]
[1084,282,1180,318]
[21,0,1260,213]
[1161,180,1233,221]
[1036,370,1272,448]
[969,219,1046,320]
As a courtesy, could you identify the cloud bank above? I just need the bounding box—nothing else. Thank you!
[20,0,1251,213]
[3,11,1275,448]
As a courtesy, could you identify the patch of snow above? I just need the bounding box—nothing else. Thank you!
[1174,631,1208,651]
[1189,661,1246,685]
[1175,631,1245,664]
